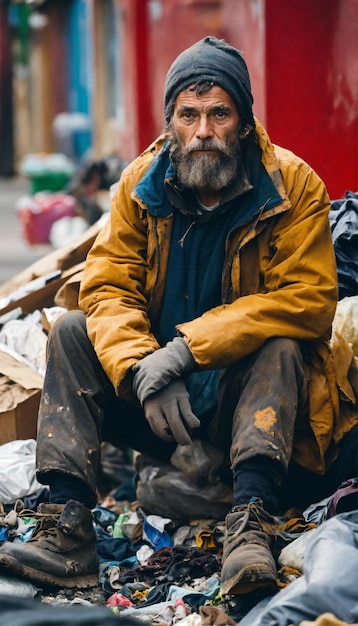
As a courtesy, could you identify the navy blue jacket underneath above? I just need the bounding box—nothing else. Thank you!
[134,140,282,418]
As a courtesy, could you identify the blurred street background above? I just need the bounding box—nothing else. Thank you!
[0,176,51,286]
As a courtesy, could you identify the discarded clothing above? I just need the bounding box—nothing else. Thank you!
[115,545,219,586]
[200,604,237,625]
[96,536,139,563]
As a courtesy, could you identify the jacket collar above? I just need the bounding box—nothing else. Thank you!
[133,126,289,221]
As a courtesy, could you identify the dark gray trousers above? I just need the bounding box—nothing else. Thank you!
[36,310,356,513]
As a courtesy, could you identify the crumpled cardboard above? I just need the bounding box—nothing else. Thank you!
[0,350,43,445]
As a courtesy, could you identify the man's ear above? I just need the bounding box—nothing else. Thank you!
[238,123,253,139]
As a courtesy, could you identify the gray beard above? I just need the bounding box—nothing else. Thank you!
[169,135,239,193]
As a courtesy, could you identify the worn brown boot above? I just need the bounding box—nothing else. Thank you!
[220,497,277,596]
[0,500,99,588]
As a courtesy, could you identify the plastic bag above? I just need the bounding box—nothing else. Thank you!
[135,443,232,520]
[278,527,316,572]
[332,295,358,356]
[0,439,41,504]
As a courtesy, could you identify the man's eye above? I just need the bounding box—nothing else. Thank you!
[215,111,227,119]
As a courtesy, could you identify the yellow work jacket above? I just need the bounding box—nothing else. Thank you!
[79,120,357,474]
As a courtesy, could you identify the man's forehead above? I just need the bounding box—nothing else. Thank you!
[174,85,237,109]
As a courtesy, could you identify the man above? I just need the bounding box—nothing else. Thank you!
[0,36,356,599]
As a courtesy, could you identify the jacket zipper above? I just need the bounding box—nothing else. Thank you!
[221,197,272,302]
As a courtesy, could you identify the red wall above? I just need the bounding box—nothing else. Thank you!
[265,0,358,200]
[117,0,357,199]
[116,0,152,160]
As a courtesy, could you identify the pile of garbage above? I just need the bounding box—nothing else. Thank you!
[0,436,357,625]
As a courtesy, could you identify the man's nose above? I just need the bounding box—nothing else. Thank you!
[196,115,213,139]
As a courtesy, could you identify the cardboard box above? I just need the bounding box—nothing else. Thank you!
[0,388,41,445]
[0,262,85,317]
[0,350,43,446]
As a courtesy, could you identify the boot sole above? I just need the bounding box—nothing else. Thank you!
[221,562,277,596]
[0,554,99,589]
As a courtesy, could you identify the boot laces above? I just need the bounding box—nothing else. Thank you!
[230,500,276,537]
[27,512,61,543]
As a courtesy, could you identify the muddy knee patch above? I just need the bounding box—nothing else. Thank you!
[254,407,277,435]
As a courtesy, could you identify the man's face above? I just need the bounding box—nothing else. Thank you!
[169,85,240,194]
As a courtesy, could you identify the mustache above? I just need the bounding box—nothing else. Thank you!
[184,138,233,156]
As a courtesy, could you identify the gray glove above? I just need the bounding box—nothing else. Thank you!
[133,336,195,405]
[143,379,200,445]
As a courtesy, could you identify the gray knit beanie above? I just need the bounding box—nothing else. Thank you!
[164,36,254,128]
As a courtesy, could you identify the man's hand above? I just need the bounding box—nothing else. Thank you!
[143,379,200,446]
[133,337,195,404]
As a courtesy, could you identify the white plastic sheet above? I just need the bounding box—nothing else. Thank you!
[0,574,40,598]
[0,439,41,504]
